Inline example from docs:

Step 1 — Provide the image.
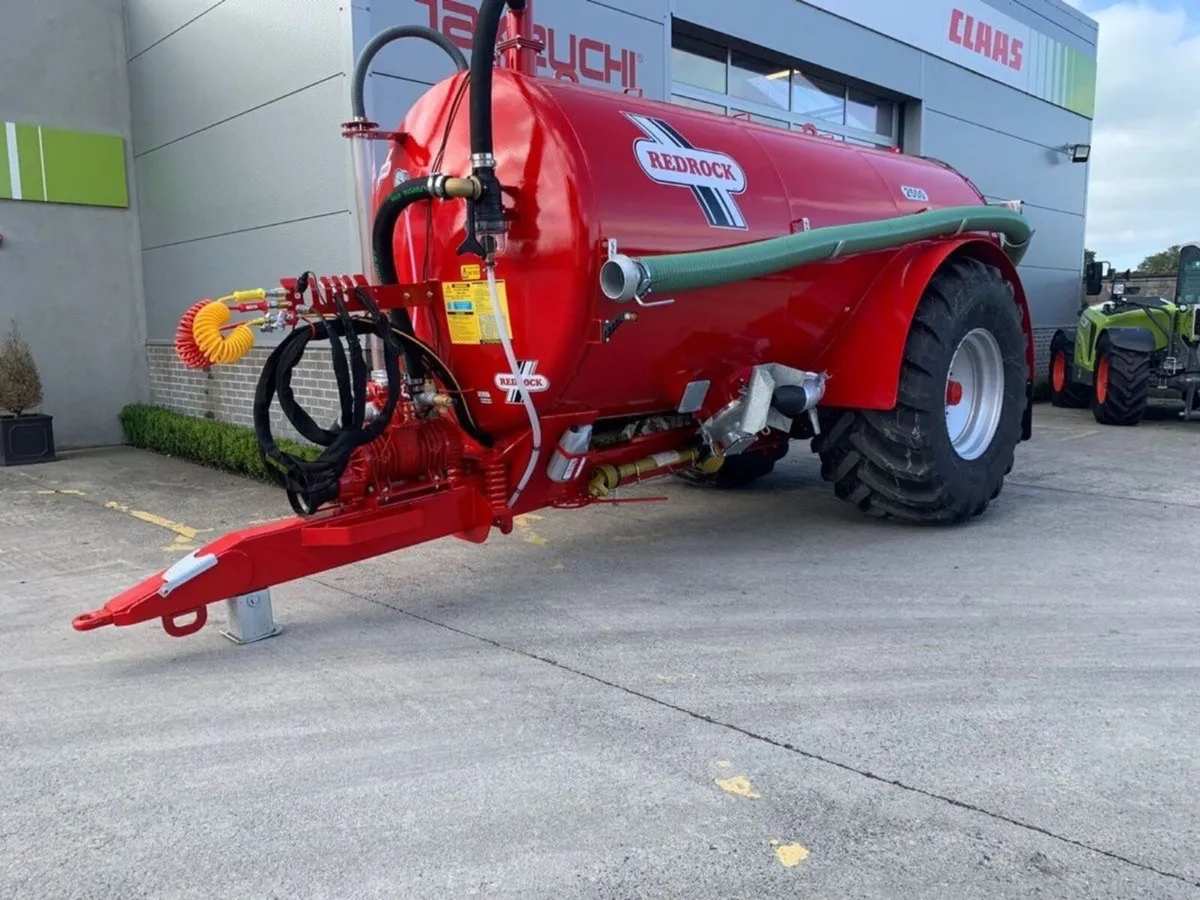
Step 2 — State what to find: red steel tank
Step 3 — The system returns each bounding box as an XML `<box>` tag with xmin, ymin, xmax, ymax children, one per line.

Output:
<box><xmin>380</xmin><ymin>68</ymin><xmax>1024</xmax><ymax>434</ymax></box>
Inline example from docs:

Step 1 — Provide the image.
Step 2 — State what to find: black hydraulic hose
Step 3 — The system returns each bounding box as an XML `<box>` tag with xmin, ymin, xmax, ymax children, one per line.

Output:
<box><xmin>371</xmin><ymin>181</ymin><xmax>495</xmax><ymax>448</ymax></box>
<box><xmin>373</xmin><ymin>177</ymin><xmax>437</xmax><ymax>381</ymax></box>
<box><xmin>469</xmin><ymin>0</ymin><xmax>526</xmax><ymax>158</ymax></box>
<box><xmin>351</xmin><ymin>25</ymin><xmax>468</xmax><ymax>122</ymax></box>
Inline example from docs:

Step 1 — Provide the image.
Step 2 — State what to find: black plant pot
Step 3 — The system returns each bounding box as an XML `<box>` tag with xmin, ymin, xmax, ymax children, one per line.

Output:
<box><xmin>1</xmin><ymin>413</ymin><xmax>57</xmax><ymax>466</ymax></box>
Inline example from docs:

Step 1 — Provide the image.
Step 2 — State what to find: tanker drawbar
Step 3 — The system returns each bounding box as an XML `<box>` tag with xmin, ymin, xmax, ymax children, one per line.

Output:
<box><xmin>73</xmin><ymin>0</ymin><xmax>1036</xmax><ymax>642</ymax></box>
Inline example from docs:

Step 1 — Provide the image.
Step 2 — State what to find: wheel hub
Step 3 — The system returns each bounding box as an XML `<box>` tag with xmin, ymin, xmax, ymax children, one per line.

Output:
<box><xmin>944</xmin><ymin>327</ymin><xmax>1005</xmax><ymax>461</ymax></box>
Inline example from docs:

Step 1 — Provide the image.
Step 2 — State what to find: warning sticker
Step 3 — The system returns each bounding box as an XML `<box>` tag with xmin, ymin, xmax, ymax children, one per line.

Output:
<box><xmin>460</xmin><ymin>264</ymin><xmax>482</xmax><ymax>281</ymax></box>
<box><xmin>442</xmin><ymin>279</ymin><xmax>511</xmax><ymax>345</ymax></box>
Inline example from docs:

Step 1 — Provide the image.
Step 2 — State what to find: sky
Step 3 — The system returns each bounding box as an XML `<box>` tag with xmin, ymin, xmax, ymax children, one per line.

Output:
<box><xmin>1062</xmin><ymin>0</ymin><xmax>1200</xmax><ymax>269</ymax></box>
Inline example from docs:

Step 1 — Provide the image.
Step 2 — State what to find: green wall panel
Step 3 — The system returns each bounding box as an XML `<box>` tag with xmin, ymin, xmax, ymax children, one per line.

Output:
<box><xmin>1</xmin><ymin>122</ymin><xmax>128</xmax><ymax>209</ymax></box>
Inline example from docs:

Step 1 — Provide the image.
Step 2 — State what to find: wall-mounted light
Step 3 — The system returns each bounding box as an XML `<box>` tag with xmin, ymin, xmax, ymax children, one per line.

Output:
<box><xmin>1065</xmin><ymin>143</ymin><xmax>1091</xmax><ymax>163</ymax></box>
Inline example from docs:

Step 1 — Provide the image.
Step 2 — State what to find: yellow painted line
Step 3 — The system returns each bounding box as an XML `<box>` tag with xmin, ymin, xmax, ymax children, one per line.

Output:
<box><xmin>770</xmin><ymin>841</ymin><xmax>810</xmax><ymax>867</ymax></box>
<box><xmin>36</xmin><ymin>488</ymin><xmax>85</xmax><ymax>495</ymax></box>
<box><xmin>105</xmin><ymin>501</ymin><xmax>200</xmax><ymax>540</ymax></box>
<box><xmin>105</xmin><ymin>501</ymin><xmax>210</xmax><ymax>551</ymax></box>
<box><xmin>715</xmin><ymin>774</ymin><xmax>760</xmax><ymax>799</ymax></box>
<box><xmin>513</xmin><ymin>513</ymin><xmax>548</xmax><ymax>546</ymax></box>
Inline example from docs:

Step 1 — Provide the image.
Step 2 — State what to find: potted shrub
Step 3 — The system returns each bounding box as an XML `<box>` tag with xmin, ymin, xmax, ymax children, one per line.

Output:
<box><xmin>0</xmin><ymin>319</ymin><xmax>56</xmax><ymax>465</ymax></box>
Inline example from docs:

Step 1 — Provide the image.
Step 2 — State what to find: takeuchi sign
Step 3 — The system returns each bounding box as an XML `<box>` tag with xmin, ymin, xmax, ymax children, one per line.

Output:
<box><xmin>797</xmin><ymin>0</ymin><xmax>1096</xmax><ymax>118</ymax></box>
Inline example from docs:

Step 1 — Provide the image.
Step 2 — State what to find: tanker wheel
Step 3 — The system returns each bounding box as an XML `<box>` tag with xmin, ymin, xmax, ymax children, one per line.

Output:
<box><xmin>1048</xmin><ymin>332</ymin><xmax>1089</xmax><ymax>408</ymax></box>
<box><xmin>812</xmin><ymin>256</ymin><xmax>1027</xmax><ymax>524</ymax></box>
<box><xmin>1090</xmin><ymin>335</ymin><xmax>1150</xmax><ymax>426</ymax></box>
<box><xmin>676</xmin><ymin>440</ymin><xmax>789</xmax><ymax>488</ymax></box>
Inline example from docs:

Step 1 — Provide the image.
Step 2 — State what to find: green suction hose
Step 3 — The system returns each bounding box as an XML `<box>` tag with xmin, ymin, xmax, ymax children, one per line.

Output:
<box><xmin>600</xmin><ymin>205</ymin><xmax>1033</xmax><ymax>302</ymax></box>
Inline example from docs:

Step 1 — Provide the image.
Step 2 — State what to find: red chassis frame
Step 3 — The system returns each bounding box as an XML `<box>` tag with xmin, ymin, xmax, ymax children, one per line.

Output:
<box><xmin>73</xmin><ymin>274</ymin><xmax>714</xmax><ymax>637</ymax></box>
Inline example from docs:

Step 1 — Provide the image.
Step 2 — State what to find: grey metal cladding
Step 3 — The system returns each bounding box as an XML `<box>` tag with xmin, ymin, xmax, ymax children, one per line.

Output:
<box><xmin>1010</xmin><ymin>204</ymin><xmax>1085</xmax><ymax>272</ymax></box>
<box><xmin>922</xmin><ymin>56</ymin><xmax>1094</xmax><ymax>145</ymax></box>
<box><xmin>1016</xmin><ymin>265</ymin><xmax>1087</xmax><ymax>329</ymax></box>
<box><xmin>136</xmin><ymin>77</ymin><xmax>352</xmax><ymax>250</ymax></box>
<box><xmin>124</xmin><ymin>0</ymin><xmax>220</xmax><ymax>58</ymax></box>
<box><xmin>143</xmin><ymin>213</ymin><xmax>357</xmax><ymax>340</ymax></box>
<box><xmin>584</xmin><ymin>0</ymin><xmax>670</xmax><ymax>23</ymax></box>
<box><xmin>922</xmin><ymin>110</ymin><xmax>1087</xmax><ymax>214</ymax></box>
<box><xmin>672</xmin><ymin>0</ymin><xmax>924</xmax><ymax>98</ymax></box>
<box><xmin>128</xmin><ymin>0</ymin><xmax>343</xmax><ymax>155</ymax></box>
<box><xmin>3</xmin><ymin>0</ymin><xmax>133</xmax><ymax>131</ymax></box>
<box><xmin>982</xmin><ymin>0</ymin><xmax>1099</xmax><ymax>49</ymax></box>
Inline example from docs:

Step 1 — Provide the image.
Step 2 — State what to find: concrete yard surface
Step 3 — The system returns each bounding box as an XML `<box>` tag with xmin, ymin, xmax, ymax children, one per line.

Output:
<box><xmin>2</xmin><ymin>404</ymin><xmax>1199</xmax><ymax>899</ymax></box>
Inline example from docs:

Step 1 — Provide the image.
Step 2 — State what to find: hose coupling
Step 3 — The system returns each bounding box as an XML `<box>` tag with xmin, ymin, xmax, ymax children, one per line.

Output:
<box><xmin>600</xmin><ymin>253</ymin><xmax>651</xmax><ymax>302</ymax></box>
<box><xmin>429</xmin><ymin>174</ymin><xmax>483</xmax><ymax>200</ymax></box>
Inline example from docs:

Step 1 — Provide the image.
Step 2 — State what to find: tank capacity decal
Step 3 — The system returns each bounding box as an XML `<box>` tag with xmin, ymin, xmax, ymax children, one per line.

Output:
<box><xmin>495</xmin><ymin>361</ymin><xmax>549</xmax><ymax>404</ymax></box>
<box><xmin>442</xmin><ymin>278</ymin><xmax>510</xmax><ymax>345</ymax></box>
<box><xmin>901</xmin><ymin>185</ymin><xmax>930</xmax><ymax>202</ymax></box>
<box><xmin>625</xmin><ymin>112</ymin><xmax>748</xmax><ymax>231</ymax></box>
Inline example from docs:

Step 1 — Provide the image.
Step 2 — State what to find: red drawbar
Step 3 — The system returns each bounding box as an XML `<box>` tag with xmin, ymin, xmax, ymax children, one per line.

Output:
<box><xmin>72</xmin><ymin>484</ymin><xmax>492</xmax><ymax>635</ymax></box>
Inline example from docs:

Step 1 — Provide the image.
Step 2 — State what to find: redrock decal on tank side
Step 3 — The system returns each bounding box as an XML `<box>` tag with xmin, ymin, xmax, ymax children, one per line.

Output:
<box><xmin>627</xmin><ymin>113</ymin><xmax>748</xmax><ymax>231</ymax></box>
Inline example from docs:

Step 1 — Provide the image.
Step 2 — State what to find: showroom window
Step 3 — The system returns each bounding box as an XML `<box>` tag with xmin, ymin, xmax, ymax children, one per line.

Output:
<box><xmin>670</xmin><ymin>31</ymin><xmax>902</xmax><ymax>149</ymax></box>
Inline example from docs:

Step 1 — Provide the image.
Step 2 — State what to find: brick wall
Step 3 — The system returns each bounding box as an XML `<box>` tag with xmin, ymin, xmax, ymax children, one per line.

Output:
<box><xmin>147</xmin><ymin>342</ymin><xmax>342</xmax><ymax>444</ymax></box>
<box><xmin>148</xmin><ymin>326</ymin><xmax>1066</xmax><ymax>437</ymax></box>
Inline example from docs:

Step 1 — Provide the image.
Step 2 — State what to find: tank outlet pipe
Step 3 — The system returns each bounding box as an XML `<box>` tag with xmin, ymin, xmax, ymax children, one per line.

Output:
<box><xmin>600</xmin><ymin>206</ymin><xmax>1034</xmax><ymax>302</ymax></box>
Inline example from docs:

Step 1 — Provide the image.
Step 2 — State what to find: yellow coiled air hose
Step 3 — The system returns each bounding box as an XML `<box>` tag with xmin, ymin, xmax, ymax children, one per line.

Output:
<box><xmin>192</xmin><ymin>300</ymin><xmax>256</xmax><ymax>366</ymax></box>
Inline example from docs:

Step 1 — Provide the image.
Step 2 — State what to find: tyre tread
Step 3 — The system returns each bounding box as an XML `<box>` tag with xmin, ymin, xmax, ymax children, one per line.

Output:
<box><xmin>811</xmin><ymin>255</ymin><xmax>1026</xmax><ymax>525</ymax></box>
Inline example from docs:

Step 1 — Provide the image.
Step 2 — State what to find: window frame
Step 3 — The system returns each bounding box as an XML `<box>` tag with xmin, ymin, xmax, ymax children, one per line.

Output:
<box><xmin>669</xmin><ymin>39</ymin><xmax>902</xmax><ymax>150</ymax></box>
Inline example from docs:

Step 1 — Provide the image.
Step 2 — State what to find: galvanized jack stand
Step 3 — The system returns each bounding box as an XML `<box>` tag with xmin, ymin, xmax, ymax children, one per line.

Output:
<box><xmin>220</xmin><ymin>589</ymin><xmax>282</xmax><ymax>645</ymax></box>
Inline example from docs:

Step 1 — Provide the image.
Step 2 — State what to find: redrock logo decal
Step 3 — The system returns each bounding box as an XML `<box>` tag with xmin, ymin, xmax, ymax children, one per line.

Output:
<box><xmin>626</xmin><ymin>113</ymin><xmax>747</xmax><ymax>230</ymax></box>
<box><xmin>414</xmin><ymin>0</ymin><xmax>639</xmax><ymax>90</ymax></box>
<box><xmin>949</xmin><ymin>7</ymin><xmax>1024</xmax><ymax>71</ymax></box>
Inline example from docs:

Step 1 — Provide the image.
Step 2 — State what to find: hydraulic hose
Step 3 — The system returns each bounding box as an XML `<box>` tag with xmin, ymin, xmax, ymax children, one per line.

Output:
<box><xmin>350</xmin><ymin>25</ymin><xmax>468</xmax><ymax>122</ymax></box>
<box><xmin>601</xmin><ymin>206</ymin><xmax>1034</xmax><ymax>302</ymax></box>
<box><xmin>372</xmin><ymin>177</ymin><xmax>437</xmax><ymax>382</ymax></box>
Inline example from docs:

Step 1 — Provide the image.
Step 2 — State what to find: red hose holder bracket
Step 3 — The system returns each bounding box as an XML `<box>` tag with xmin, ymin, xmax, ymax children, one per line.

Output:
<box><xmin>278</xmin><ymin>274</ymin><xmax>445</xmax><ymax>312</ymax></box>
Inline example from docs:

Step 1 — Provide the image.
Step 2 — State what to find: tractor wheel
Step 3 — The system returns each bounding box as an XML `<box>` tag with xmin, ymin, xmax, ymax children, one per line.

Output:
<box><xmin>1048</xmin><ymin>332</ymin><xmax>1089</xmax><ymax>408</ymax></box>
<box><xmin>677</xmin><ymin>441</ymin><xmax>788</xmax><ymax>488</ymax></box>
<box><xmin>1090</xmin><ymin>335</ymin><xmax>1150</xmax><ymax>426</ymax></box>
<box><xmin>811</xmin><ymin>256</ymin><xmax>1027</xmax><ymax>524</ymax></box>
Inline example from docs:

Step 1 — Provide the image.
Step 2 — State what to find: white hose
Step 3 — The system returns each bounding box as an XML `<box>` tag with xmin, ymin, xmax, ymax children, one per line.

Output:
<box><xmin>487</xmin><ymin>264</ymin><xmax>541</xmax><ymax>507</ymax></box>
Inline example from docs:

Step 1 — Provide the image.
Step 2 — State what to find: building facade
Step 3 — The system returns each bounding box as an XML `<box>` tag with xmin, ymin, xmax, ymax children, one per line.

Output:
<box><xmin>0</xmin><ymin>0</ymin><xmax>147</xmax><ymax>447</ymax></box>
<box><xmin>20</xmin><ymin>0</ymin><xmax>1100</xmax><ymax>445</ymax></box>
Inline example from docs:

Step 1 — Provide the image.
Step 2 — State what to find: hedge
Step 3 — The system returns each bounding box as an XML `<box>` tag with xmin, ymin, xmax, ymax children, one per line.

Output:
<box><xmin>119</xmin><ymin>404</ymin><xmax>320</xmax><ymax>482</ymax></box>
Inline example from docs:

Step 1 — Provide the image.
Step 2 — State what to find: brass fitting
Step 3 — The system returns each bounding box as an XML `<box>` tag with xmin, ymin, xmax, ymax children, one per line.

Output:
<box><xmin>442</xmin><ymin>176</ymin><xmax>482</xmax><ymax>200</ymax></box>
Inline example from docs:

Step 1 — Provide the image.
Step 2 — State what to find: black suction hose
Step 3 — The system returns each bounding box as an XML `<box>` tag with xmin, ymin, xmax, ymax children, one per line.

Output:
<box><xmin>372</xmin><ymin>177</ymin><xmax>437</xmax><ymax>381</ymax></box>
<box><xmin>469</xmin><ymin>0</ymin><xmax>525</xmax><ymax>158</ymax></box>
<box><xmin>351</xmin><ymin>25</ymin><xmax>468</xmax><ymax>121</ymax></box>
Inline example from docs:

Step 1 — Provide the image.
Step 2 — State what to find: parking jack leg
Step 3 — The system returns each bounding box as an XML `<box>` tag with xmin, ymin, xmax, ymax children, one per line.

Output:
<box><xmin>221</xmin><ymin>589</ymin><xmax>282</xmax><ymax>645</ymax></box>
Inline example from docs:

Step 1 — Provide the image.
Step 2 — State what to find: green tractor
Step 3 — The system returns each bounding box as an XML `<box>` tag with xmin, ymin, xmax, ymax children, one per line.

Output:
<box><xmin>1049</xmin><ymin>242</ymin><xmax>1200</xmax><ymax>425</ymax></box>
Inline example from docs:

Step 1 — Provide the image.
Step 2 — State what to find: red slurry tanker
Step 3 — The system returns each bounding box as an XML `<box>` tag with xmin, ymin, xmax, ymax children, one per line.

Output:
<box><xmin>74</xmin><ymin>0</ymin><xmax>1035</xmax><ymax>640</ymax></box>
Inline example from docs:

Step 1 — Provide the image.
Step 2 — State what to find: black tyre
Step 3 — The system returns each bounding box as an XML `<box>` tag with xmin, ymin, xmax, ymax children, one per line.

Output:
<box><xmin>677</xmin><ymin>441</ymin><xmax>788</xmax><ymax>488</ymax></box>
<box><xmin>812</xmin><ymin>256</ymin><xmax>1027</xmax><ymax>524</ymax></box>
<box><xmin>1048</xmin><ymin>331</ymin><xmax>1090</xmax><ymax>408</ymax></box>
<box><xmin>1090</xmin><ymin>335</ymin><xmax>1150</xmax><ymax>426</ymax></box>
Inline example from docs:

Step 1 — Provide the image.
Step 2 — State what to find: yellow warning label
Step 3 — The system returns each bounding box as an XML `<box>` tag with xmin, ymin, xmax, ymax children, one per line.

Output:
<box><xmin>442</xmin><ymin>279</ymin><xmax>511</xmax><ymax>345</ymax></box>
<box><xmin>460</xmin><ymin>263</ymin><xmax>482</xmax><ymax>281</ymax></box>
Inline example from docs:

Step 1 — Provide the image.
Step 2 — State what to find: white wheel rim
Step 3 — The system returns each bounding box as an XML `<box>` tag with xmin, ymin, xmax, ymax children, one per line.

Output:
<box><xmin>944</xmin><ymin>327</ymin><xmax>1005</xmax><ymax>461</ymax></box>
